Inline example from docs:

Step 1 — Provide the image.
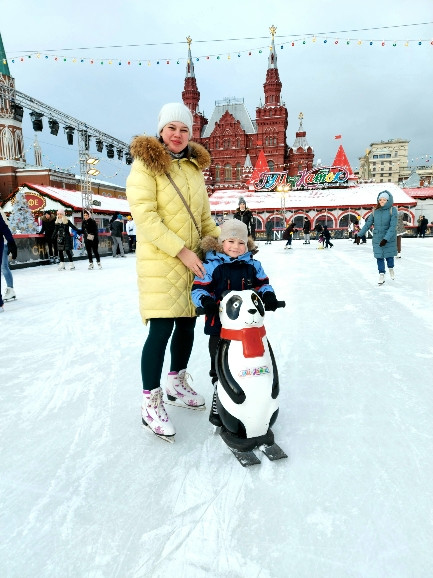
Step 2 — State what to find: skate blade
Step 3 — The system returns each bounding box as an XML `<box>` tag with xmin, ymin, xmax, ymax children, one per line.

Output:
<box><xmin>165</xmin><ymin>398</ymin><xmax>206</xmax><ymax>411</ymax></box>
<box><xmin>258</xmin><ymin>443</ymin><xmax>288</xmax><ymax>461</ymax></box>
<box><xmin>141</xmin><ymin>421</ymin><xmax>175</xmax><ymax>444</ymax></box>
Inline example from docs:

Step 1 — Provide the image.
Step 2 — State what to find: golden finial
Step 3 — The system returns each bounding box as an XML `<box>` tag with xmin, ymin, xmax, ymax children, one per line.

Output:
<box><xmin>298</xmin><ymin>112</ymin><xmax>304</xmax><ymax>121</ymax></box>
<box><xmin>186</xmin><ymin>36</ymin><xmax>192</xmax><ymax>46</ymax></box>
<box><xmin>269</xmin><ymin>25</ymin><xmax>277</xmax><ymax>39</ymax></box>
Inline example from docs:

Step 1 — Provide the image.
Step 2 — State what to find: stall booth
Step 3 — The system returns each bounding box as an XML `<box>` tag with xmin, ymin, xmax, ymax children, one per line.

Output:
<box><xmin>1</xmin><ymin>183</ymin><xmax>131</xmax><ymax>266</ymax></box>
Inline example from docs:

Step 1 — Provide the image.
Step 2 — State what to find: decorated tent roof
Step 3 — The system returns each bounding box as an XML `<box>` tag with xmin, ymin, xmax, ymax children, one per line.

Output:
<box><xmin>403</xmin><ymin>187</ymin><xmax>433</xmax><ymax>199</ymax></box>
<box><xmin>1</xmin><ymin>183</ymin><xmax>130</xmax><ymax>214</ymax></box>
<box><xmin>332</xmin><ymin>145</ymin><xmax>355</xmax><ymax>178</ymax></box>
<box><xmin>209</xmin><ymin>182</ymin><xmax>416</xmax><ymax>213</ymax></box>
<box><xmin>247</xmin><ymin>149</ymin><xmax>269</xmax><ymax>184</ymax></box>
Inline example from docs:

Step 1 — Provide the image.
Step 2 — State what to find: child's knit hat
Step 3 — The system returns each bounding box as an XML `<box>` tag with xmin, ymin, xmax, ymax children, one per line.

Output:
<box><xmin>218</xmin><ymin>219</ymin><xmax>248</xmax><ymax>246</ymax></box>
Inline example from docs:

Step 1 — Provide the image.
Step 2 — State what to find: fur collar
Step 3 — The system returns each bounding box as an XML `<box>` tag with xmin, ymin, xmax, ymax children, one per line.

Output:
<box><xmin>129</xmin><ymin>135</ymin><xmax>211</xmax><ymax>175</ymax></box>
<box><xmin>201</xmin><ymin>235</ymin><xmax>256</xmax><ymax>255</ymax></box>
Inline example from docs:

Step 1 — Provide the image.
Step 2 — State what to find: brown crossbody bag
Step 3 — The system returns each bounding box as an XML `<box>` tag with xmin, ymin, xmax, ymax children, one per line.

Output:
<box><xmin>165</xmin><ymin>173</ymin><xmax>202</xmax><ymax>239</ymax></box>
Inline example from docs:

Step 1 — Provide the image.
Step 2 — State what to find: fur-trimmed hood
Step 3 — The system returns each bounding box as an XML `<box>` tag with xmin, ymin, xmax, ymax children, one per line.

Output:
<box><xmin>129</xmin><ymin>135</ymin><xmax>211</xmax><ymax>175</ymax></box>
<box><xmin>201</xmin><ymin>235</ymin><xmax>256</xmax><ymax>255</ymax></box>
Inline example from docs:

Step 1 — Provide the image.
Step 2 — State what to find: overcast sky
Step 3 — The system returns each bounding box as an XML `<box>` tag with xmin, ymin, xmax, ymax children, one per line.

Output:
<box><xmin>2</xmin><ymin>0</ymin><xmax>432</xmax><ymax>187</ymax></box>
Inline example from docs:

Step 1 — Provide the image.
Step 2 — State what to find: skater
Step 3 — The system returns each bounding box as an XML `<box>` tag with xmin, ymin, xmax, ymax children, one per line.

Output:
<box><xmin>0</xmin><ymin>209</ymin><xmax>18</xmax><ymax>309</ymax></box>
<box><xmin>303</xmin><ymin>217</ymin><xmax>311</xmax><ymax>244</ymax></box>
<box><xmin>419</xmin><ymin>215</ymin><xmax>429</xmax><ymax>238</ymax></box>
<box><xmin>51</xmin><ymin>209</ymin><xmax>81</xmax><ymax>271</ymax></box>
<box><xmin>82</xmin><ymin>209</ymin><xmax>102</xmax><ymax>269</ymax></box>
<box><xmin>111</xmin><ymin>215</ymin><xmax>125</xmax><ymax>257</ymax></box>
<box><xmin>191</xmin><ymin>219</ymin><xmax>280</xmax><ymax>427</ymax></box>
<box><xmin>358</xmin><ymin>215</ymin><xmax>367</xmax><ymax>243</ymax></box>
<box><xmin>396</xmin><ymin>212</ymin><xmax>408</xmax><ymax>258</ymax></box>
<box><xmin>265</xmin><ymin>219</ymin><xmax>274</xmax><ymax>244</ymax></box>
<box><xmin>323</xmin><ymin>225</ymin><xmax>333</xmax><ymax>248</ymax></box>
<box><xmin>126</xmin><ymin>216</ymin><xmax>136</xmax><ymax>252</ymax></box>
<box><xmin>282</xmin><ymin>221</ymin><xmax>296</xmax><ymax>249</ymax></box>
<box><xmin>233</xmin><ymin>197</ymin><xmax>255</xmax><ymax>240</ymax></box>
<box><xmin>39</xmin><ymin>210</ymin><xmax>58</xmax><ymax>262</ymax></box>
<box><xmin>357</xmin><ymin>190</ymin><xmax>397</xmax><ymax>285</ymax></box>
<box><xmin>126</xmin><ymin>101</ymin><xmax>220</xmax><ymax>442</ymax></box>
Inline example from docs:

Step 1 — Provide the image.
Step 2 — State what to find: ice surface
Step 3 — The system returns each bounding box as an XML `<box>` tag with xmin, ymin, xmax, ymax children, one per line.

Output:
<box><xmin>1</xmin><ymin>238</ymin><xmax>433</xmax><ymax>578</ymax></box>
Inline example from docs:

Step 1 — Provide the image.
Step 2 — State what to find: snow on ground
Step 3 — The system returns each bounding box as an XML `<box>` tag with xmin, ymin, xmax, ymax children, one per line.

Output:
<box><xmin>1</xmin><ymin>238</ymin><xmax>433</xmax><ymax>578</ymax></box>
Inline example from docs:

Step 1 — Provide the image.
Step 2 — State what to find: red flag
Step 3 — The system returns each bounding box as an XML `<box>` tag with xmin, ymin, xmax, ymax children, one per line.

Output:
<box><xmin>334</xmin><ymin>135</ymin><xmax>342</xmax><ymax>140</ymax></box>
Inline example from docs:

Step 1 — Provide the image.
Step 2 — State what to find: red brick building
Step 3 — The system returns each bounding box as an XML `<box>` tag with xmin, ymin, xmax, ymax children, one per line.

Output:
<box><xmin>182</xmin><ymin>29</ymin><xmax>314</xmax><ymax>194</ymax></box>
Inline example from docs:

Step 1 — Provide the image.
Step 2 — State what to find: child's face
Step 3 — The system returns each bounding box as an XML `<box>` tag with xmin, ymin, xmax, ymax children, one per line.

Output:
<box><xmin>222</xmin><ymin>238</ymin><xmax>247</xmax><ymax>258</ymax></box>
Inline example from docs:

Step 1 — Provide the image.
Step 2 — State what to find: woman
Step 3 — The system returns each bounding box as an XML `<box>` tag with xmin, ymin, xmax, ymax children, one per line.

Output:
<box><xmin>126</xmin><ymin>102</ymin><xmax>220</xmax><ymax>442</ymax></box>
<box><xmin>82</xmin><ymin>209</ymin><xmax>102</xmax><ymax>269</ymax></box>
<box><xmin>0</xmin><ymin>210</ymin><xmax>17</xmax><ymax>311</ymax></box>
<box><xmin>233</xmin><ymin>197</ymin><xmax>255</xmax><ymax>240</ymax></box>
<box><xmin>357</xmin><ymin>190</ymin><xmax>397</xmax><ymax>285</ymax></box>
<box><xmin>52</xmin><ymin>209</ymin><xmax>81</xmax><ymax>271</ymax></box>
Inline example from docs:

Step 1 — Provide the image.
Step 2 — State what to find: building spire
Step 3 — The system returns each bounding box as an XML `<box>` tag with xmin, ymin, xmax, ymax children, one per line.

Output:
<box><xmin>268</xmin><ymin>25</ymin><xmax>278</xmax><ymax>69</ymax></box>
<box><xmin>185</xmin><ymin>35</ymin><xmax>195</xmax><ymax>79</ymax></box>
<box><xmin>0</xmin><ymin>32</ymin><xmax>11</xmax><ymax>76</ymax></box>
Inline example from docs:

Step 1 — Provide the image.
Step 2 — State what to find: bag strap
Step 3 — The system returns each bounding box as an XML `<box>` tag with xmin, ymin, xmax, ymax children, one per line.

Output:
<box><xmin>165</xmin><ymin>173</ymin><xmax>201</xmax><ymax>238</ymax></box>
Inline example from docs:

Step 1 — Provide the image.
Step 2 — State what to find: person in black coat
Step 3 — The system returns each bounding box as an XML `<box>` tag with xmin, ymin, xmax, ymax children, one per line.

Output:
<box><xmin>283</xmin><ymin>222</ymin><xmax>296</xmax><ymax>249</ymax></box>
<box><xmin>0</xmin><ymin>212</ymin><xmax>17</xmax><ymax>310</ymax></box>
<box><xmin>303</xmin><ymin>218</ymin><xmax>311</xmax><ymax>244</ymax></box>
<box><xmin>265</xmin><ymin>219</ymin><xmax>274</xmax><ymax>244</ymax></box>
<box><xmin>323</xmin><ymin>225</ymin><xmax>333</xmax><ymax>248</ymax></box>
<box><xmin>233</xmin><ymin>197</ymin><xmax>255</xmax><ymax>240</ymax></box>
<box><xmin>51</xmin><ymin>209</ymin><xmax>81</xmax><ymax>271</ymax></box>
<box><xmin>39</xmin><ymin>211</ymin><xmax>57</xmax><ymax>263</ymax></box>
<box><xmin>82</xmin><ymin>210</ymin><xmax>102</xmax><ymax>269</ymax></box>
<box><xmin>111</xmin><ymin>214</ymin><xmax>125</xmax><ymax>257</ymax></box>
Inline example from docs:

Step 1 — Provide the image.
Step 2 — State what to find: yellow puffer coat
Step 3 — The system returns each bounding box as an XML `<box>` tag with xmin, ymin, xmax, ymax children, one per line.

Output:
<box><xmin>126</xmin><ymin>136</ymin><xmax>219</xmax><ymax>324</ymax></box>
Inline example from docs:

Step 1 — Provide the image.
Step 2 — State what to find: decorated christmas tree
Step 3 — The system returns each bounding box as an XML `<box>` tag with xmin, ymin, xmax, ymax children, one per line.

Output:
<box><xmin>8</xmin><ymin>190</ymin><xmax>39</xmax><ymax>234</ymax></box>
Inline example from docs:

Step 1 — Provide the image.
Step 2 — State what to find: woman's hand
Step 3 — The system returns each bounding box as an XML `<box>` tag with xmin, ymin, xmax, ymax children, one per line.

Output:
<box><xmin>177</xmin><ymin>246</ymin><xmax>205</xmax><ymax>278</ymax></box>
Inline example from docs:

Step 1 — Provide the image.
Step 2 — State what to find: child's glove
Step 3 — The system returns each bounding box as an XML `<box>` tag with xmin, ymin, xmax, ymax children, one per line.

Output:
<box><xmin>379</xmin><ymin>239</ymin><xmax>387</xmax><ymax>247</ymax></box>
<box><xmin>201</xmin><ymin>296</ymin><xmax>219</xmax><ymax>317</ymax></box>
<box><xmin>262</xmin><ymin>292</ymin><xmax>279</xmax><ymax>311</ymax></box>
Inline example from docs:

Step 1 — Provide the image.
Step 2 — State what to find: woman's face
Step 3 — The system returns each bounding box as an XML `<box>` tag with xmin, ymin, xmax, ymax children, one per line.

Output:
<box><xmin>239</xmin><ymin>203</ymin><xmax>246</xmax><ymax>211</ymax></box>
<box><xmin>378</xmin><ymin>197</ymin><xmax>388</xmax><ymax>207</ymax></box>
<box><xmin>160</xmin><ymin>121</ymin><xmax>190</xmax><ymax>154</ymax></box>
<box><xmin>84</xmin><ymin>213</ymin><xmax>90</xmax><ymax>219</ymax></box>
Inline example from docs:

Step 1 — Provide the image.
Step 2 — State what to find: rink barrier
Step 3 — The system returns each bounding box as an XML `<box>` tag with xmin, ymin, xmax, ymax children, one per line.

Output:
<box><xmin>255</xmin><ymin>225</ymin><xmax>430</xmax><ymax>242</ymax></box>
<box><xmin>8</xmin><ymin>232</ymin><xmax>130</xmax><ymax>270</ymax></box>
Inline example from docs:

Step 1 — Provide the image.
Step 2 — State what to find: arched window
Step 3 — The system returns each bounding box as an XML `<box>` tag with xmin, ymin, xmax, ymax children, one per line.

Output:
<box><xmin>224</xmin><ymin>164</ymin><xmax>232</xmax><ymax>181</ymax></box>
<box><xmin>268</xmin><ymin>160</ymin><xmax>275</xmax><ymax>171</ymax></box>
<box><xmin>236</xmin><ymin>138</ymin><xmax>240</xmax><ymax>149</ymax></box>
<box><xmin>1</xmin><ymin>127</ymin><xmax>14</xmax><ymax>160</ymax></box>
<box><xmin>236</xmin><ymin>163</ymin><xmax>242</xmax><ymax>180</ymax></box>
<box><xmin>215</xmin><ymin>164</ymin><xmax>221</xmax><ymax>182</ymax></box>
<box><xmin>215</xmin><ymin>139</ymin><xmax>219</xmax><ymax>149</ymax></box>
<box><xmin>265</xmin><ymin>137</ymin><xmax>269</xmax><ymax>146</ymax></box>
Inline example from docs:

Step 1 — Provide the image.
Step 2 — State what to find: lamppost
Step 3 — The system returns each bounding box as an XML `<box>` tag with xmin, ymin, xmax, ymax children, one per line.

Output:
<box><xmin>276</xmin><ymin>184</ymin><xmax>291</xmax><ymax>226</ymax></box>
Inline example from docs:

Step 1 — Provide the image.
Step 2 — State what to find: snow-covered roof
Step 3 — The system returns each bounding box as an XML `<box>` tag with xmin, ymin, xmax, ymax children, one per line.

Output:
<box><xmin>403</xmin><ymin>187</ymin><xmax>433</xmax><ymax>199</ymax></box>
<box><xmin>2</xmin><ymin>183</ymin><xmax>130</xmax><ymax>214</ymax></box>
<box><xmin>209</xmin><ymin>182</ymin><xmax>417</xmax><ymax>212</ymax></box>
<box><xmin>202</xmin><ymin>101</ymin><xmax>256</xmax><ymax>138</ymax></box>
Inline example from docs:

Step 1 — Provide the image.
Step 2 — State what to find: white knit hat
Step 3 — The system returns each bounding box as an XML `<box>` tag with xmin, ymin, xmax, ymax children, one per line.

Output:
<box><xmin>157</xmin><ymin>103</ymin><xmax>193</xmax><ymax>137</ymax></box>
<box><xmin>219</xmin><ymin>219</ymin><xmax>249</xmax><ymax>246</ymax></box>
<box><xmin>378</xmin><ymin>191</ymin><xmax>390</xmax><ymax>200</ymax></box>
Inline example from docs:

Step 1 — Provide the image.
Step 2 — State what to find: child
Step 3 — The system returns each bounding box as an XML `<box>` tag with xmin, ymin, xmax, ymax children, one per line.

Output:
<box><xmin>191</xmin><ymin>219</ymin><xmax>280</xmax><ymax>425</ymax></box>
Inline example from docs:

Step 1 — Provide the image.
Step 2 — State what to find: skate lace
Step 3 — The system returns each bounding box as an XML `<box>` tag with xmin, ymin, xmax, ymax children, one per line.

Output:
<box><xmin>212</xmin><ymin>389</ymin><xmax>218</xmax><ymax>414</ymax></box>
<box><xmin>178</xmin><ymin>371</ymin><xmax>196</xmax><ymax>394</ymax></box>
<box><xmin>151</xmin><ymin>388</ymin><xmax>169</xmax><ymax>422</ymax></box>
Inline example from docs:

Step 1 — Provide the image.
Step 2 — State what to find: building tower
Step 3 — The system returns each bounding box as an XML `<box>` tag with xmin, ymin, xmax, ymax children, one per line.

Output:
<box><xmin>255</xmin><ymin>25</ymin><xmax>288</xmax><ymax>172</ymax></box>
<box><xmin>287</xmin><ymin>112</ymin><xmax>314</xmax><ymax>176</ymax></box>
<box><xmin>182</xmin><ymin>37</ymin><xmax>208</xmax><ymax>141</ymax></box>
<box><xmin>0</xmin><ymin>33</ymin><xmax>26</xmax><ymax>200</ymax></box>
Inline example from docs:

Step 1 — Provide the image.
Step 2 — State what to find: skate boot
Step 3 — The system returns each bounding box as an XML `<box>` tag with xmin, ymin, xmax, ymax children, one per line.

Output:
<box><xmin>378</xmin><ymin>273</ymin><xmax>385</xmax><ymax>285</ymax></box>
<box><xmin>3</xmin><ymin>287</ymin><xmax>16</xmax><ymax>301</ymax></box>
<box><xmin>69</xmin><ymin>263</ymin><xmax>75</xmax><ymax>270</ymax></box>
<box><xmin>209</xmin><ymin>385</ymin><xmax>222</xmax><ymax>427</ymax></box>
<box><xmin>166</xmin><ymin>370</ymin><xmax>206</xmax><ymax>410</ymax></box>
<box><xmin>58</xmin><ymin>262</ymin><xmax>65</xmax><ymax>271</ymax></box>
<box><xmin>142</xmin><ymin>387</ymin><xmax>175</xmax><ymax>442</ymax></box>
<box><xmin>397</xmin><ymin>253</ymin><xmax>401</xmax><ymax>259</ymax></box>
<box><xmin>97</xmin><ymin>262</ymin><xmax>102</xmax><ymax>269</ymax></box>
<box><xmin>389</xmin><ymin>268</ymin><xmax>395</xmax><ymax>280</ymax></box>
<box><xmin>88</xmin><ymin>263</ymin><xmax>94</xmax><ymax>270</ymax></box>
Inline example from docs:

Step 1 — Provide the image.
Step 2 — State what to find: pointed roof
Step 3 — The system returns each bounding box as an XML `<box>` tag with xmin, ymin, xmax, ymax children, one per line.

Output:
<box><xmin>185</xmin><ymin>36</ymin><xmax>195</xmax><ymax>79</ymax></box>
<box><xmin>0</xmin><ymin>32</ymin><xmax>11</xmax><ymax>76</ymax></box>
<box><xmin>268</xmin><ymin>25</ymin><xmax>278</xmax><ymax>69</ymax></box>
<box><xmin>247</xmin><ymin>149</ymin><xmax>269</xmax><ymax>184</ymax></box>
<box><xmin>202</xmin><ymin>98</ymin><xmax>256</xmax><ymax>138</ymax></box>
<box><xmin>291</xmin><ymin>113</ymin><xmax>312</xmax><ymax>151</ymax></box>
<box><xmin>333</xmin><ymin>145</ymin><xmax>355</xmax><ymax>177</ymax></box>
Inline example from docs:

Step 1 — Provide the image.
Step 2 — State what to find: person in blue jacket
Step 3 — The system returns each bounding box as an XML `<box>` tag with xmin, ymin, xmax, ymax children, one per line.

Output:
<box><xmin>191</xmin><ymin>219</ymin><xmax>279</xmax><ymax>425</ymax></box>
<box><xmin>357</xmin><ymin>190</ymin><xmax>397</xmax><ymax>285</ymax></box>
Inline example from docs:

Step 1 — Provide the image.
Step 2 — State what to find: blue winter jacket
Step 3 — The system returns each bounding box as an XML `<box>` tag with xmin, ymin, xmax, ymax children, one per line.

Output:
<box><xmin>191</xmin><ymin>247</ymin><xmax>274</xmax><ymax>336</ymax></box>
<box><xmin>358</xmin><ymin>191</ymin><xmax>397</xmax><ymax>258</ymax></box>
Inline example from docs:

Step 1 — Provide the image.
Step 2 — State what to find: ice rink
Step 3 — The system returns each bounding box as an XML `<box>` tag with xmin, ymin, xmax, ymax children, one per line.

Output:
<box><xmin>1</xmin><ymin>237</ymin><xmax>433</xmax><ymax>578</ymax></box>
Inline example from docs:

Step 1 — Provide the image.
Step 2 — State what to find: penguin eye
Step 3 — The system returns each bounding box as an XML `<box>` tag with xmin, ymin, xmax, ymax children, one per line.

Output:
<box><xmin>233</xmin><ymin>302</ymin><xmax>240</xmax><ymax>309</ymax></box>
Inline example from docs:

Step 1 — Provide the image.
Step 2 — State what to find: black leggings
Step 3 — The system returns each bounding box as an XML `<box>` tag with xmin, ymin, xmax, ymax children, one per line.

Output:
<box><xmin>141</xmin><ymin>317</ymin><xmax>197</xmax><ymax>390</ymax></box>
<box><xmin>85</xmin><ymin>239</ymin><xmax>100</xmax><ymax>263</ymax></box>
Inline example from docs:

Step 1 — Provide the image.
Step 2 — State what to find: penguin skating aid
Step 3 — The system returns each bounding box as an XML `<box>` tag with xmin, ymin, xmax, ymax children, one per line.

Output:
<box><xmin>213</xmin><ymin>290</ymin><xmax>288</xmax><ymax>466</ymax></box>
